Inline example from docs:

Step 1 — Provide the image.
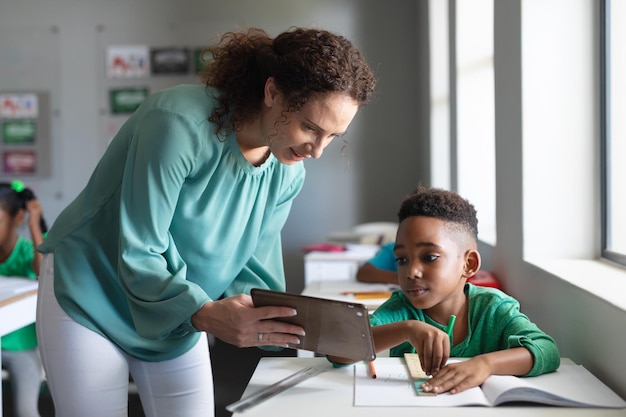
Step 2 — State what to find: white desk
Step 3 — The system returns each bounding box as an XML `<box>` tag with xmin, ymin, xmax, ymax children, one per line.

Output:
<box><xmin>232</xmin><ymin>357</ymin><xmax>626</xmax><ymax>417</ymax></box>
<box><xmin>0</xmin><ymin>278</ymin><xmax>38</xmax><ymax>417</ymax></box>
<box><xmin>303</xmin><ymin>244</ymin><xmax>380</xmax><ymax>284</ymax></box>
<box><xmin>301</xmin><ymin>279</ymin><xmax>395</xmax><ymax>310</ymax></box>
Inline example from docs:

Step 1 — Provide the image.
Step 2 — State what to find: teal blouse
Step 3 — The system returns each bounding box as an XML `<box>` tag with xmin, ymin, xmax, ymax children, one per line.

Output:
<box><xmin>369</xmin><ymin>284</ymin><xmax>560</xmax><ymax>377</ymax></box>
<box><xmin>39</xmin><ymin>84</ymin><xmax>306</xmax><ymax>361</ymax></box>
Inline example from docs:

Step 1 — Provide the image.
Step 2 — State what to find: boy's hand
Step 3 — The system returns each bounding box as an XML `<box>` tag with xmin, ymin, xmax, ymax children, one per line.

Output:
<box><xmin>421</xmin><ymin>356</ymin><xmax>490</xmax><ymax>394</ymax></box>
<box><xmin>405</xmin><ymin>320</ymin><xmax>451</xmax><ymax>376</ymax></box>
<box><xmin>420</xmin><ymin>347</ymin><xmax>534</xmax><ymax>394</ymax></box>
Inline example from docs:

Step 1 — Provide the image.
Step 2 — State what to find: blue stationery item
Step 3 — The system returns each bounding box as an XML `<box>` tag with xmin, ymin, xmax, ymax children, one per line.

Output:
<box><xmin>404</xmin><ymin>353</ymin><xmax>437</xmax><ymax>396</ymax></box>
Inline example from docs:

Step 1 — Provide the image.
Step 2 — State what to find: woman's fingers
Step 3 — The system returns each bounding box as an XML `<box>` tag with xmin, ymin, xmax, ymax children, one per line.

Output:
<box><xmin>192</xmin><ymin>295</ymin><xmax>305</xmax><ymax>348</ymax></box>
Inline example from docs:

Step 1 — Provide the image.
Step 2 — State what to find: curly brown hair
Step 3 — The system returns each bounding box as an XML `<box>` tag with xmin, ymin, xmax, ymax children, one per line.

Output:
<box><xmin>199</xmin><ymin>27</ymin><xmax>376</xmax><ymax>138</ymax></box>
<box><xmin>397</xmin><ymin>186</ymin><xmax>479</xmax><ymax>241</ymax></box>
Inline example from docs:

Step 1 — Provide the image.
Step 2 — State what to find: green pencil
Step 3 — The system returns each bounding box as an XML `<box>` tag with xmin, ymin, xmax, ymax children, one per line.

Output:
<box><xmin>446</xmin><ymin>315</ymin><xmax>456</xmax><ymax>342</ymax></box>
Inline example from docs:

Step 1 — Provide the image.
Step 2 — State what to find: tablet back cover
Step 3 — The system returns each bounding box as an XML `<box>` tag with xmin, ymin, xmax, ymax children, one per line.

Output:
<box><xmin>251</xmin><ymin>288</ymin><xmax>376</xmax><ymax>362</ymax></box>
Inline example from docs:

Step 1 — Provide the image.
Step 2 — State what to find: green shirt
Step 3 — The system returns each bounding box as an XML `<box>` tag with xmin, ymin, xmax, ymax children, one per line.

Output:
<box><xmin>370</xmin><ymin>283</ymin><xmax>560</xmax><ymax>376</ymax></box>
<box><xmin>1</xmin><ymin>237</ymin><xmax>37</xmax><ymax>351</ymax></box>
<box><xmin>39</xmin><ymin>84</ymin><xmax>306</xmax><ymax>361</ymax></box>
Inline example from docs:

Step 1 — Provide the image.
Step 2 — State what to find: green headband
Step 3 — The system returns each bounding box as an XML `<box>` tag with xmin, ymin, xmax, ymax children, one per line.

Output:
<box><xmin>11</xmin><ymin>180</ymin><xmax>25</xmax><ymax>193</ymax></box>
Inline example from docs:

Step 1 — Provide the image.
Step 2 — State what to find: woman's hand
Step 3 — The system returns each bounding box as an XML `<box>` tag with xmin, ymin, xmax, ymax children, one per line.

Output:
<box><xmin>190</xmin><ymin>294</ymin><xmax>305</xmax><ymax>347</ymax></box>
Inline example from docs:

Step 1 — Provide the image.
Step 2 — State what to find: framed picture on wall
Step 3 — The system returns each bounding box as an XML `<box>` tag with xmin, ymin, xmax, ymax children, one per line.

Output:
<box><xmin>109</xmin><ymin>87</ymin><xmax>149</xmax><ymax>114</ymax></box>
<box><xmin>193</xmin><ymin>48</ymin><xmax>210</xmax><ymax>73</ymax></box>
<box><xmin>2</xmin><ymin>150</ymin><xmax>37</xmax><ymax>174</ymax></box>
<box><xmin>106</xmin><ymin>45</ymin><xmax>150</xmax><ymax>78</ymax></box>
<box><xmin>2</xmin><ymin>120</ymin><xmax>37</xmax><ymax>144</ymax></box>
<box><xmin>150</xmin><ymin>47</ymin><xmax>190</xmax><ymax>75</ymax></box>
<box><xmin>0</xmin><ymin>94</ymin><xmax>38</xmax><ymax>119</ymax></box>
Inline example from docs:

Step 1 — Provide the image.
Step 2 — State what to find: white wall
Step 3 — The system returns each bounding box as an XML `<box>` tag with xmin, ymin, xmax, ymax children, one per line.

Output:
<box><xmin>490</xmin><ymin>0</ymin><xmax>626</xmax><ymax>399</ymax></box>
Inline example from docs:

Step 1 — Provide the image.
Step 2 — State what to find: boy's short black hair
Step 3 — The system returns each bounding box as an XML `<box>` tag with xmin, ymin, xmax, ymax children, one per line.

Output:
<box><xmin>397</xmin><ymin>186</ymin><xmax>478</xmax><ymax>240</ymax></box>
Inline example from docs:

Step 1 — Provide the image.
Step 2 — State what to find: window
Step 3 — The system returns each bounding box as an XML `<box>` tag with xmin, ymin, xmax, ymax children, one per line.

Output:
<box><xmin>521</xmin><ymin>0</ymin><xmax>595</xmax><ymax>261</ymax></box>
<box><xmin>429</xmin><ymin>0</ymin><xmax>451</xmax><ymax>190</ymax></box>
<box><xmin>455</xmin><ymin>0</ymin><xmax>496</xmax><ymax>245</ymax></box>
<box><xmin>602</xmin><ymin>0</ymin><xmax>626</xmax><ymax>266</ymax></box>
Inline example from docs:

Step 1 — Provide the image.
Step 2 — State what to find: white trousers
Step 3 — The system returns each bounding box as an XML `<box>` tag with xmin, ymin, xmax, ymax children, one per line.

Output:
<box><xmin>35</xmin><ymin>254</ymin><xmax>215</xmax><ymax>417</ymax></box>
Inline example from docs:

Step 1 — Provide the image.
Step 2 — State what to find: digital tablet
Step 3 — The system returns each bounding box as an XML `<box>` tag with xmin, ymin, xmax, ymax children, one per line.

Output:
<box><xmin>251</xmin><ymin>288</ymin><xmax>376</xmax><ymax>362</ymax></box>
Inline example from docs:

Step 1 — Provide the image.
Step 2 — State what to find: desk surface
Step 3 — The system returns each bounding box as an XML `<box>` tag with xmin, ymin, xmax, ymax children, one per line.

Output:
<box><xmin>0</xmin><ymin>289</ymin><xmax>37</xmax><ymax>307</ymax></box>
<box><xmin>0</xmin><ymin>277</ymin><xmax>38</xmax><ymax>417</ymax></box>
<box><xmin>303</xmin><ymin>244</ymin><xmax>380</xmax><ymax>261</ymax></box>
<box><xmin>302</xmin><ymin>280</ymin><xmax>396</xmax><ymax>311</ymax></box>
<box><xmin>232</xmin><ymin>357</ymin><xmax>626</xmax><ymax>417</ymax></box>
<box><xmin>0</xmin><ymin>276</ymin><xmax>37</xmax><ymax>305</ymax></box>
<box><xmin>0</xmin><ymin>277</ymin><xmax>38</xmax><ymax>336</ymax></box>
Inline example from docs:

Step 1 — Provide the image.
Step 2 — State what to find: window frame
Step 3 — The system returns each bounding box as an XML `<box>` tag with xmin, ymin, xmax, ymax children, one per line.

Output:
<box><xmin>601</xmin><ymin>0</ymin><xmax>626</xmax><ymax>267</ymax></box>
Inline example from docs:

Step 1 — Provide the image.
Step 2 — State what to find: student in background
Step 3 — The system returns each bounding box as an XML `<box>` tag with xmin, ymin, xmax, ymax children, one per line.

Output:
<box><xmin>357</xmin><ymin>236</ymin><xmax>500</xmax><ymax>288</ymax></box>
<box><xmin>0</xmin><ymin>181</ymin><xmax>47</xmax><ymax>417</ymax></box>
<box><xmin>330</xmin><ymin>186</ymin><xmax>559</xmax><ymax>394</ymax></box>
<box><xmin>36</xmin><ymin>27</ymin><xmax>376</xmax><ymax>416</ymax></box>
<box><xmin>356</xmin><ymin>241</ymin><xmax>397</xmax><ymax>284</ymax></box>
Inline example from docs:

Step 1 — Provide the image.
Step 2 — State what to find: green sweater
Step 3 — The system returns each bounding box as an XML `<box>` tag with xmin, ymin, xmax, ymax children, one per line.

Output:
<box><xmin>370</xmin><ymin>283</ymin><xmax>560</xmax><ymax>376</ymax></box>
<box><xmin>1</xmin><ymin>237</ymin><xmax>37</xmax><ymax>351</ymax></box>
<box><xmin>39</xmin><ymin>84</ymin><xmax>306</xmax><ymax>361</ymax></box>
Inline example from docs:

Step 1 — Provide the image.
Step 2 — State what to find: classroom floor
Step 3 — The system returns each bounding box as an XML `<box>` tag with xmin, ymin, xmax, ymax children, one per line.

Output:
<box><xmin>2</xmin><ymin>336</ymin><xmax>295</xmax><ymax>417</ymax></box>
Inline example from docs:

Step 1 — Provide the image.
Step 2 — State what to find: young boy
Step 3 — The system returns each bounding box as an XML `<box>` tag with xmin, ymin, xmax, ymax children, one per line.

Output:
<box><xmin>329</xmin><ymin>186</ymin><xmax>560</xmax><ymax>394</ymax></box>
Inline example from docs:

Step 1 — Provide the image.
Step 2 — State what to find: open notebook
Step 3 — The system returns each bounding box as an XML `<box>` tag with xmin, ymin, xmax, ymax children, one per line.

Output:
<box><xmin>354</xmin><ymin>358</ymin><xmax>626</xmax><ymax>408</ymax></box>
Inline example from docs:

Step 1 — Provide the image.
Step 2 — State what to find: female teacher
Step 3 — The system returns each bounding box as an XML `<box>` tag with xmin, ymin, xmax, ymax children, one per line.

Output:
<box><xmin>35</xmin><ymin>27</ymin><xmax>376</xmax><ymax>416</ymax></box>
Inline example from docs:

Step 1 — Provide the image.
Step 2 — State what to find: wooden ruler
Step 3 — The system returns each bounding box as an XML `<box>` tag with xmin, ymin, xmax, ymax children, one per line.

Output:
<box><xmin>404</xmin><ymin>353</ymin><xmax>437</xmax><ymax>396</ymax></box>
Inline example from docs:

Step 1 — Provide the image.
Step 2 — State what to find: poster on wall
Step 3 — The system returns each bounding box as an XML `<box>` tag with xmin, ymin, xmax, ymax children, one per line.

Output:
<box><xmin>109</xmin><ymin>87</ymin><xmax>149</xmax><ymax>114</ymax></box>
<box><xmin>150</xmin><ymin>47</ymin><xmax>190</xmax><ymax>75</ymax></box>
<box><xmin>0</xmin><ymin>94</ymin><xmax>38</xmax><ymax>118</ymax></box>
<box><xmin>106</xmin><ymin>45</ymin><xmax>150</xmax><ymax>78</ymax></box>
<box><xmin>2</xmin><ymin>150</ymin><xmax>37</xmax><ymax>174</ymax></box>
<box><xmin>194</xmin><ymin>48</ymin><xmax>210</xmax><ymax>73</ymax></box>
<box><xmin>0</xmin><ymin>91</ymin><xmax>50</xmax><ymax>177</ymax></box>
<box><xmin>2</xmin><ymin>120</ymin><xmax>36</xmax><ymax>144</ymax></box>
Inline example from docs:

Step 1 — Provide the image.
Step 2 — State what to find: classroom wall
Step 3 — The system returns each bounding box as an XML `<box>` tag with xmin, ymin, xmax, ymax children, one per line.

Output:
<box><xmin>3</xmin><ymin>0</ymin><xmax>624</xmax><ymax>402</ymax></box>
<box><xmin>0</xmin><ymin>0</ymin><xmax>429</xmax><ymax>293</ymax></box>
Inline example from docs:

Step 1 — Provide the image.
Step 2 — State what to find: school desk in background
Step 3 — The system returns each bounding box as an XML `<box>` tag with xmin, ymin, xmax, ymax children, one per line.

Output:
<box><xmin>303</xmin><ymin>243</ymin><xmax>380</xmax><ymax>285</ymax></box>
<box><xmin>0</xmin><ymin>276</ymin><xmax>39</xmax><ymax>416</ymax></box>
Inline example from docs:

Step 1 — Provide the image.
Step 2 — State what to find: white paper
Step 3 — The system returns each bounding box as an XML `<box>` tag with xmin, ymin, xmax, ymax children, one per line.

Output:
<box><xmin>353</xmin><ymin>362</ymin><xmax>489</xmax><ymax>407</ymax></box>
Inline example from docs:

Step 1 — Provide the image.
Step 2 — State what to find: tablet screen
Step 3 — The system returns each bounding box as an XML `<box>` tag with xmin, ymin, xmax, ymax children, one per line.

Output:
<box><xmin>251</xmin><ymin>288</ymin><xmax>376</xmax><ymax>362</ymax></box>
